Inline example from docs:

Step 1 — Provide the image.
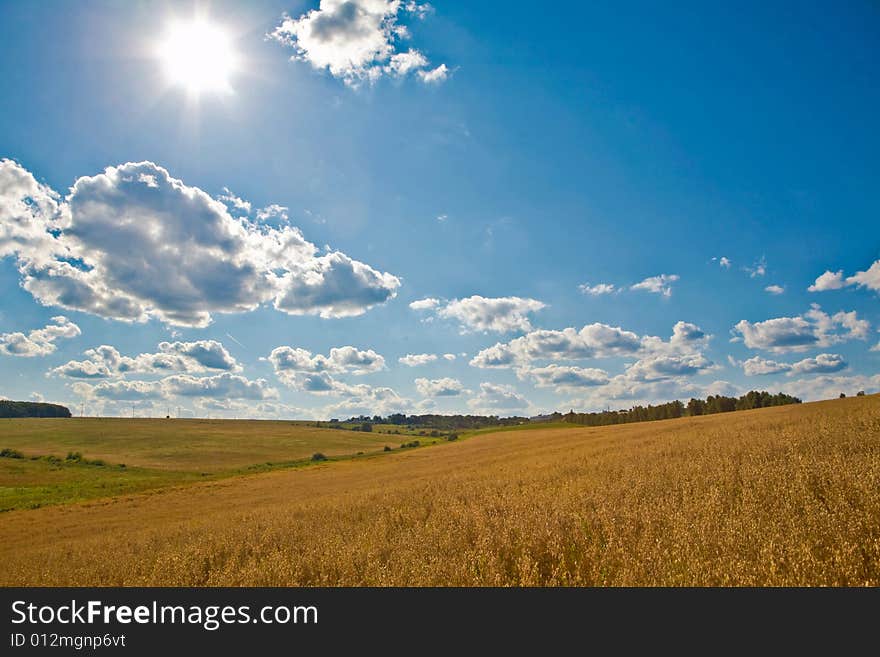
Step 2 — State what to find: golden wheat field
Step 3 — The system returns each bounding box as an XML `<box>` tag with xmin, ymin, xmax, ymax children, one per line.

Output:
<box><xmin>1</xmin><ymin>395</ymin><xmax>878</xmax><ymax>586</ymax></box>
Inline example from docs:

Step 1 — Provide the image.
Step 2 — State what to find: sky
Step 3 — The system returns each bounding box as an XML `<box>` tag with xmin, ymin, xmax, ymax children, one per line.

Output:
<box><xmin>0</xmin><ymin>0</ymin><xmax>878</xmax><ymax>420</ymax></box>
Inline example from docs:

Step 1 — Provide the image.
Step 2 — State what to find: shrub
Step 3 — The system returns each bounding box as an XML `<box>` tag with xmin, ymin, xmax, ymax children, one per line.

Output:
<box><xmin>0</xmin><ymin>448</ymin><xmax>24</xmax><ymax>459</ymax></box>
<box><xmin>384</xmin><ymin>446</ymin><xmax>392</xmax><ymax>452</ymax></box>
<box><xmin>857</xmin><ymin>391</ymin><xmax>866</xmax><ymax>397</ymax></box>
<box><xmin>311</xmin><ymin>453</ymin><xmax>328</xmax><ymax>462</ymax></box>
<box><xmin>447</xmin><ymin>433</ymin><xmax>459</xmax><ymax>442</ymax></box>
<box><xmin>361</xmin><ymin>423</ymin><xmax>373</xmax><ymax>433</ymax></box>
<box><xmin>430</xmin><ymin>430</ymin><xmax>440</xmax><ymax>437</ymax></box>
<box><xmin>66</xmin><ymin>451</ymin><xmax>83</xmax><ymax>462</ymax></box>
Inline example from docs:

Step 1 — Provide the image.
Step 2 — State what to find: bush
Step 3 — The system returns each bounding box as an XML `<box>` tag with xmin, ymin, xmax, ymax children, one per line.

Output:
<box><xmin>857</xmin><ymin>391</ymin><xmax>866</xmax><ymax>397</ymax></box>
<box><xmin>361</xmin><ymin>423</ymin><xmax>373</xmax><ymax>432</ymax></box>
<box><xmin>430</xmin><ymin>430</ymin><xmax>441</xmax><ymax>437</ymax></box>
<box><xmin>311</xmin><ymin>453</ymin><xmax>328</xmax><ymax>462</ymax></box>
<box><xmin>447</xmin><ymin>433</ymin><xmax>459</xmax><ymax>442</ymax></box>
<box><xmin>840</xmin><ymin>393</ymin><xmax>847</xmax><ymax>398</ymax></box>
<box><xmin>66</xmin><ymin>451</ymin><xmax>83</xmax><ymax>462</ymax></box>
<box><xmin>0</xmin><ymin>448</ymin><xmax>24</xmax><ymax>459</ymax></box>
<box><xmin>384</xmin><ymin>446</ymin><xmax>392</xmax><ymax>452</ymax></box>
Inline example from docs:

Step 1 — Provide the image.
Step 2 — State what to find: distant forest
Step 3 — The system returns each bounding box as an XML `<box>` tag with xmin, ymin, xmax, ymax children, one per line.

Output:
<box><xmin>561</xmin><ymin>391</ymin><xmax>802</xmax><ymax>427</ymax></box>
<box><xmin>342</xmin><ymin>390</ymin><xmax>803</xmax><ymax>431</ymax></box>
<box><xmin>0</xmin><ymin>400</ymin><xmax>72</xmax><ymax>418</ymax></box>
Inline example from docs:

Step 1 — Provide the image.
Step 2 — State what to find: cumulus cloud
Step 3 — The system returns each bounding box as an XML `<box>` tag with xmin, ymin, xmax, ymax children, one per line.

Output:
<box><xmin>630</xmin><ymin>274</ymin><xmax>679</xmax><ymax>297</ymax></box>
<box><xmin>399</xmin><ymin>353</ymin><xmax>437</xmax><ymax>366</ymax></box>
<box><xmin>74</xmin><ymin>372</ymin><xmax>278</xmax><ymax>402</ymax></box>
<box><xmin>470</xmin><ymin>320</ymin><xmax>707</xmax><ymax>369</ymax></box>
<box><xmin>578</xmin><ymin>282</ymin><xmax>616</xmax><ymax>296</ymax></box>
<box><xmin>269</xmin><ymin>1</ymin><xmax>446</xmax><ymax>86</ymax></box>
<box><xmin>625</xmin><ymin>353</ymin><xmax>716</xmax><ymax>382</ymax></box>
<box><xmin>809</xmin><ymin>260</ymin><xmax>880</xmax><ymax>294</ymax></box>
<box><xmin>467</xmin><ymin>382</ymin><xmax>529</xmax><ymax>413</ymax></box>
<box><xmin>783</xmin><ymin>374</ymin><xmax>880</xmax><ymax>402</ymax></box>
<box><xmin>409</xmin><ymin>297</ymin><xmax>440</xmax><ymax>311</ymax></box>
<box><xmin>0</xmin><ymin>159</ymin><xmax>400</xmax><ymax>327</ymax></box>
<box><xmin>520</xmin><ymin>364</ymin><xmax>610</xmax><ymax>389</ymax></box>
<box><xmin>764</xmin><ymin>284</ymin><xmax>785</xmax><ymax>295</ymax></box>
<box><xmin>414</xmin><ymin>377</ymin><xmax>464</xmax><ymax>397</ymax></box>
<box><xmin>51</xmin><ymin>340</ymin><xmax>242</xmax><ymax>379</ymax></box>
<box><xmin>268</xmin><ymin>345</ymin><xmax>385</xmax><ymax>388</ymax></box>
<box><xmin>808</xmin><ymin>270</ymin><xmax>846</xmax><ymax>292</ymax></box>
<box><xmin>442</xmin><ymin>353</ymin><xmax>456</xmax><ymax>361</ymax></box>
<box><xmin>0</xmin><ymin>316</ymin><xmax>80</xmax><ymax>357</ymax></box>
<box><xmin>413</xmin><ymin>295</ymin><xmax>546</xmax><ymax>333</ymax></box>
<box><xmin>739</xmin><ymin>353</ymin><xmax>848</xmax><ymax>377</ymax></box>
<box><xmin>733</xmin><ymin>304</ymin><xmax>870</xmax><ymax>353</ymax></box>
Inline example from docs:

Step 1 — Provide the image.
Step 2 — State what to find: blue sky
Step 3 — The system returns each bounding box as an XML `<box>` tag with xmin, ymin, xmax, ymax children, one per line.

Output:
<box><xmin>1</xmin><ymin>0</ymin><xmax>878</xmax><ymax>418</ymax></box>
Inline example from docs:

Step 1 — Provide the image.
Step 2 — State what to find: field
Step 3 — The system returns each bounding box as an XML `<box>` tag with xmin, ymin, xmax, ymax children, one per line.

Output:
<box><xmin>0</xmin><ymin>418</ymin><xmax>404</xmax><ymax>510</ymax></box>
<box><xmin>1</xmin><ymin>396</ymin><xmax>878</xmax><ymax>586</ymax></box>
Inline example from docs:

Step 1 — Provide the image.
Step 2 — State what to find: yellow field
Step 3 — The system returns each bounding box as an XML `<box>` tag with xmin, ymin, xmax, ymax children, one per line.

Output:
<box><xmin>1</xmin><ymin>396</ymin><xmax>878</xmax><ymax>586</ymax></box>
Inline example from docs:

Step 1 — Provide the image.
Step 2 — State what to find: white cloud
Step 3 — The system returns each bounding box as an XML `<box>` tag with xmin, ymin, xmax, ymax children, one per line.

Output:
<box><xmin>733</xmin><ymin>305</ymin><xmax>870</xmax><ymax>353</ymax></box>
<box><xmin>783</xmin><ymin>374</ymin><xmax>880</xmax><ymax>402</ymax></box>
<box><xmin>625</xmin><ymin>353</ymin><xmax>716</xmax><ymax>382</ymax></box>
<box><xmin>415</xmin><ymin>295</ymin><xmax>546</xmax><ymax>333</ymax></box>
<box><xmin>0</xmin><ymin>160</ymin><xmax>400</xmax><ymax>326</ymax></box>
<box><xmin>745</xmin><ymin>257</ymin><xmax>767</xmax><ymax>278</ymax></box>
<box><xmin>520</xmin><ymin>364</ymin><xmax>610</xmax><ymax>389</ymax></box>
<box><xmin>467</xmin><ymin>382</ymin><xmax>529</xmax><ymax>413</ymax></box>
<box><xmin>808</xmin><ymin>261</ymin><xmax>880</xmax><ymax>294</ymax></box>
<box><xmin>399</xmin><ymin>353</ymin><xmax>437</xmax><ymax>366</ymax></box>
<box><xmin>764</xmin><ymin>284</ymin><xmax>785</xmax><ymax>295</ymax></box>
<box><xmin>409</xmin><ymin>297</ymin><xmax>440</xmax><ymax>311</ymax></box>
<box><xmin>50</xmin><ymin>340</ymin><xmax>241</xmax><ymax>379</ymax></box>
<box><xmin>0</xmin><ymin>316</ymin><xmax>80</xmax><ymax>357</ymax></box>
<box><xmin>740</xmin><ymin>356</ymin><xmax>791</xmax><ymax>376</ymax></box>
<box><xmin>740</xmin><ymin>353</ymin><xmax>848</xmax><ymax>377</ymax></box>
<box><xmin>73</xmin><ymin>372</ymin><xmax>278</xmax><ymax>402</ymax></box>
<box><xmin>808</xmin><ymin>270</ymin><xmax>846</xmax><ymax>292</ymax></box>
<box><xmin>269</xmin><ymin>1</ymin><xmax>447</xmax><ymax>87</ymax></box>
<box><xmin>470</xmin><ymin>320</ymin><xmax>706</xmax><ymax>369</ymax></box>
<box><xmin>631</xmin><ymin>274</ymin><xmax>679</xmax><ymax>297</ymax></box>
<box><xmin>578</xmin><ymin>282</ymin><xmax>616</xmax><ymax>296</ymax></box>
<box><xmin>268</xmin><ymin>345</ymin><xmax>385</xmax><ymax>387</ymax></box>
<box><xmin>442</xmin><ymin>353</ymin><xmax>456</xmax><ymax>361</ymax></box>
<box><xmin>719</xmin><ymin>257</ymin><xmax>731</xmax><ymax>269</ymax></box>
<box><xmin>414</xmin><ymin>377</ymin><xmax>464</xmax><ymax>397</ymax></box>
<box><xmin>217</xmin><ymin>187</ymin><xmax>251</xmax><ymax>215</ymax></box>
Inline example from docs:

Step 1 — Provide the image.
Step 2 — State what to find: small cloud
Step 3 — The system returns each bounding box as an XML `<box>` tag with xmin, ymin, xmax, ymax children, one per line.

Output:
<box><xmin>745</xmin><ymin>256</ymin><xmax>767</xmax><ymax>278</ymax></box>
<box><xmin>578</xmin><ymin>282</ymin><xmax>616</xmax><ymax>296</ymax></box>
<box><xmin>631</xmin><ymin>274</ymin><xmax>679</xmax><ymax>298</ymax></box>
<box><xmin>808</xmin><ymin>270</ymin><xmax>846</xmax><ymax>292</ymax></box>
<box><xmin>764</xmin><ymin>284</ymin><xmax>785</xmax><ymax>295</ymax></box>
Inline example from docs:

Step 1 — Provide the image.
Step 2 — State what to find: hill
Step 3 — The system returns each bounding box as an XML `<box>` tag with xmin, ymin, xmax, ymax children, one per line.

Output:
<box><xmin>0</xmin><ymin>394</ymin><xmax>877</xmax><ymax>586</ymax></box>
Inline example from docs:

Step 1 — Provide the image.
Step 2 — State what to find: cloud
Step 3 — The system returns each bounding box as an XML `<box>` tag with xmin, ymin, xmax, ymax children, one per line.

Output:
<box><xmin>470</xmin><ymin>320</ymin><xmax>705</xmax><ymax>369</ymax></box>
<box><xmin>578</xmin><ymin>282</ymin><xmax>616</xmax><ymax>296</ymax></box>
<box><xmin>399</xmin><ymin>353</ymin><xmax>437</xmax><ymax>366</ymax></box>
<box><xmin>414</xmin><ymin>377</ymin><xmax>464</xmax><ymax>397</ymax></box>
<box><xmin>733</xmin><ymin>305</ymin><xmax>870</xmax><ymax>353</ymax></box>
<box><xmin>269</xmin><ymin>1</ymin><xmax>446</xmax><ymax>87</ymax></box>
<box><xmin>319</xmin><ymin>384</ymin><xmax>412</xmax><ymax>418</ymax></box>
<box><xmin>745</xmin><ymin>257</ymin><xmax>767</xmax><ymax>278</ymax></box>
<box><xmin>467</xmin><ymin>382</ymin><xmax>529</xmax><ymax>413</ymax></box>
<box><xmin>0</xmin><ymin>160</ymin><xmax>400</xmax><ymax>327</ymax></box>
<box><xmin>520</xmin><ymin>364</ymin><xmax>610</xmax><ymax>389</ymax></box>
<box><xmin>625</xmin><ymin>353</ymin><xmax>716</xmax><ymax>382</ymax></box>
<box><xmin>808</xmin><ymin>270</ymin><xmax>846</xmax><ymax>292</ymax></box>
<box><xmin>414</xmin><ymin>295</ymin><xmax>546</xmax><ymax>333</ymax></box>
<box><xmin>0</xmin><ymin>316</ymin><xmax>80</xmax><ymax>357</ymax></box>
<box><xmin>409</xmin><ymin>297</ymin><xmax>440</xmax><ymax>311</ymax></box>
<box><xmin>809</xmin><ymin>260</ymin><xmax>880</xmax><ymax>294</ymax></box>
<box><xmin>50</xmin><ymin>340</ymin><xmax>241</xmax><ymax>379</ymax></box>
<box><xmin>442</xmin><ymin>353</ymin><xmax>456</xmax><ymax>361</ymax></box>
<box><xmin>738</xmin><ymin>353</ymin><xmax>848</xmax><ymax>377</ymax></box>
<box><xmin>217</xmin><ymin>187</ymin><xmax>251</xmax><ymax>215</ymax></box>
<box><xmin>783</xmin><ymin>374</ymin><xmax>880</xmax><ymax>402</ymax></box>
<box><xmin>718</xmin><ymin>257</ymin><xmax>731</xmax><ymax>269</ymax></box>
<box><xmin>764</xmin><ymin>284</ymin><xmax>785</xmax><ymax>295</ymax></box>
<box><xmin>73</xmin><ymin>372</ymin><xmax>278</xmax><ymax>401</ymax></box>
<box><xmin>630</xmin><ymin>274</ymin><xmax>679</xmax><ymax>297</ymax></box>
<box><xmin>268</xmin><ymin>345</ymin><xmax>386</xmax><ymax>386</ymax></box>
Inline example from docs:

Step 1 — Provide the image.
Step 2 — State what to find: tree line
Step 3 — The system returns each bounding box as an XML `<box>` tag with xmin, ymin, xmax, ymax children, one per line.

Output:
<box><xmin>0</xmin><ymin>400</ymin><xmax>72</xmax><ymax>418</ymax></box>
<box><xmin>562</xmin><ymin>390</ymin><xmax>801</xmax><ymax>427</ymax></box>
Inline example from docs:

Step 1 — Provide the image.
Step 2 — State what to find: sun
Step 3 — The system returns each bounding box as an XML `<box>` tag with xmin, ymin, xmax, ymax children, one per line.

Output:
<box><xmin>157</xmin><ymin>19</ymin><xmax>238</xmax><ymax>94</ymax></box>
